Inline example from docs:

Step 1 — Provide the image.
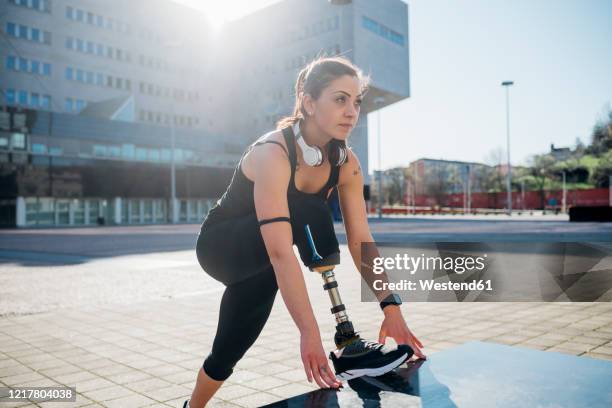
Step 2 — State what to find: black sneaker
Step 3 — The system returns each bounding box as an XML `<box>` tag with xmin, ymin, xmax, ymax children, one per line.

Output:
<box><xmin>329</xmin><ymin>336</ymin><xmax>413</xmax><ymax>381</ymax></box>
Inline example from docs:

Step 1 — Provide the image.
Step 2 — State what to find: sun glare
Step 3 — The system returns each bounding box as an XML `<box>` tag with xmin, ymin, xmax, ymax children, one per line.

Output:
<box><xmin>174</xmin><ymin>0</ymin><xmax>283</xmax><ymax>32</ymax></box>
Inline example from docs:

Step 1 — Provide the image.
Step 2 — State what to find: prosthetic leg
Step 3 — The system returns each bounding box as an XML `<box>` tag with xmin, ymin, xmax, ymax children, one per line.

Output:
<box><xmin>303</xmin><ymin>225</ymin><xmax>360</xmax><ymax>348</ymax></box>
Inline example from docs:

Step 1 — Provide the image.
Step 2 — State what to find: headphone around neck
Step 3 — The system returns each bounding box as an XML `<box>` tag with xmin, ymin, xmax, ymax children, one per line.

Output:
<box><xmin>291</xmin><ymin>121</ymin><xmax>348</xmax><ymax>167</ymax></box>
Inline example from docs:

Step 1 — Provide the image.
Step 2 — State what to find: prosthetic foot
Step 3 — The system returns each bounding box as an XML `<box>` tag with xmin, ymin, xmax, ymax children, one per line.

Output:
<box><xmin>303</xmin><ymin>225</ymin><xmax>414</xmax><ymax>381</ymax></box>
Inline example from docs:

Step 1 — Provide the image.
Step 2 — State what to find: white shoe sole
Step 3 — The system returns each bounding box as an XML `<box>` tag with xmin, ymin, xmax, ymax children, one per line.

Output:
<box><xmin>335</xmin><ymin>353</ymin><xmax>407</xmax><ymax>381</ymax></box>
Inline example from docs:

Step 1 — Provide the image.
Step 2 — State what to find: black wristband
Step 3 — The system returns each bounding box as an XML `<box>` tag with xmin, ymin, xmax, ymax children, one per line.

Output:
<box><xmin>379</xmin><ymin>293</ymin><xmax>402</xmax><ymax>310</ymax></box>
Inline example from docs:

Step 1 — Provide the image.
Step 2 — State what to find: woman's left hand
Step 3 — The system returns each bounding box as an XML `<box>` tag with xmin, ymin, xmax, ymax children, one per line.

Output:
<box><xmin>378</xmin><ymin>306</ymin><xmax>426</xmax><ymax>360</ymax></box>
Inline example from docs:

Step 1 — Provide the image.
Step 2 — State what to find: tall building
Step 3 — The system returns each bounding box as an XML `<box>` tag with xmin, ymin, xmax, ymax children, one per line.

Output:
<box><xmin>0</xmin><ymin>0</ymin><xmax>410</xmax><ymax>227</ymax></box>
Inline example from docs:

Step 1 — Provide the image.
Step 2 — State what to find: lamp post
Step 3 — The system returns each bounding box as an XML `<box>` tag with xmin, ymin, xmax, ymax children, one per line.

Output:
<box><xmin>163</xmin><ymin>40</ymin><xmax>183</xmax><ymax>224</ymax></box>
<box><xmin>521</xmin><ymin>179</ymin><xmax>525</xmax><ymax>211</ymax></box>
<box><xmin>170</xmin><ymin>110</ymin><xmax>177</xmax><ymax>223</ymax></box>
<box><xmin>562</xmin><ymin>170</ymin><xmax>566</xmax><ymax>214</ymax></box>
<box><xmin>374</xmin><ymin>97</ymin><xmax>385</xmax><ymax>219</ymax></box>
<box><xmin>501</xmin><ymin>81</ymin><xmax>514</xmax><ymax>216</ymax></box>
<box><xmin>469</xmin><ymin>165</ymin><xmax>473</xmax><ymax>214</ymax></box>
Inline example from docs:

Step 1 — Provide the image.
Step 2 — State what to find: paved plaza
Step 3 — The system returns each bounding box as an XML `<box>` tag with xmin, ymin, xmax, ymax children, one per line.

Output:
<box><xmin>1</xmin><ymin>217</ymin><xmax>611</xmax><ymax>407</ymax></box>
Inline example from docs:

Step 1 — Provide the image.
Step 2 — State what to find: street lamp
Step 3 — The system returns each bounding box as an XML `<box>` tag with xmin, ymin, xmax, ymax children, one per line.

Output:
<box><xmin>561</xmin><ymin>170</ymin><xmax>567</xmax><ymax>214</ymax></box>
<box><xmin>501</xmin><ymin>80</ymin><xmax>514</xmax><ymax>216</ymax></box>
<box><xmin>374</xmin><ymin>96</ymin><xmax>385</xmax><ymax>218</ymax></box>
<box><xmin>163</xmin><ymin>40</ymin><xmax>184</xmax><ymax>224</ymax></box>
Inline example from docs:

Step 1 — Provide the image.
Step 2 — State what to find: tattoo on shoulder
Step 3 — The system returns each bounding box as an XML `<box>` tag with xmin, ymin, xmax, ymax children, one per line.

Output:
<box><xmin>352</xmin><ymin>166</ymin><xmax>361</xmax><ymax>176</ymax></box>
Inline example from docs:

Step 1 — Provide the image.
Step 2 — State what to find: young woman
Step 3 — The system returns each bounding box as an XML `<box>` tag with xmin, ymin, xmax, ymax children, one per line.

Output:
<box><xmin>186</xmin><ymin>56</ymin><xmax>425</xmax><ymax>408</ymax></box>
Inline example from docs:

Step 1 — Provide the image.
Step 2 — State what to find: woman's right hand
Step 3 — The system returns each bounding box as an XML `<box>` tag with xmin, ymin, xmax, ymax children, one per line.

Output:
<box><xmin>300</xmin><ymin>329</ymin><xmax>342</xmax><ymax>389</ymax></box>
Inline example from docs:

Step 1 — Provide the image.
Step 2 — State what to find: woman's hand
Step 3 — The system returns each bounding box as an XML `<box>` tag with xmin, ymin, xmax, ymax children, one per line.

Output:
<box><xmin>300</xmin><ymin>329</ymin><xmax>342</xmax><ymax>389</ymax></box>
<box><xmin>378</xmin><ymin>306</ymin><xmax>426</xmax><ymax>360</ymax></box>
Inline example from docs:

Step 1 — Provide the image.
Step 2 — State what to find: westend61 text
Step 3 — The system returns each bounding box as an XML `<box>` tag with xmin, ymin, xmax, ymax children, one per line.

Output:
<box><xmin>373</xmin><ymin>279</ymin><xmax>493</xmax><ymax>292</ymax></box>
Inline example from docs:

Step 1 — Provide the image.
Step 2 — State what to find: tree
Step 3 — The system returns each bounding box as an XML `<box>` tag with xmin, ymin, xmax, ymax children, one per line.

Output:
<box><xmin>384</xmin><ymin>167</ymin><xmax>405</xmax><ymax>205</ymax></box>
<box><xmin>587</xmin><ymin>105</ymin><xmax>612</xmax><ymax>155</ymax></box>
<box><xmin>527</xmin><ymin>154</ymin><xmax>556</xmax><ymax>209</ymax></box>
<box><xmin>424</xmin><ymin>163</ymin><xmax>453</xmax><ymax>206</ymax></box>
<box><xmin>590</xmin><ymin>150</ymin><xmax>612</xmax><ymax>187</ymax></box>
<box><xmin>482</xmin><ymin>147</ymin><xmax>506</xmax><ymax>193</ymax></box>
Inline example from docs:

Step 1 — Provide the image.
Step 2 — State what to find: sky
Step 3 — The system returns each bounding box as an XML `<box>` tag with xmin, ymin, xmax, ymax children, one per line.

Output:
<box><xmin>176</xmin><ymin>0</ymin><xmax>612</xmax><ymax>174</ymax></box>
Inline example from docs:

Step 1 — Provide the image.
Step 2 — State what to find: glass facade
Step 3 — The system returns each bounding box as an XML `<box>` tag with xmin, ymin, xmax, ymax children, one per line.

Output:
<box><xmin>362</xmin><ymin>16</ymin><xmax>405</xmax><ymax>46</ymax></box>
<box><xmin>23</xmin><ymin>197</ymin><xmax>213</xmax><ymax>226</ymax></box>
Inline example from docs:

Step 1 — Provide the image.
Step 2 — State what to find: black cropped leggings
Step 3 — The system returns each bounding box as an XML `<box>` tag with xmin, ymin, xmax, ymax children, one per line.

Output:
<box><xmin>195</xmin><ymin>196</ymin><xmax>339</xmax><ymax>381</ymax></box>
<box><xmin>202</xmin><ymin>264</ymin><xmax>278</xmax><ymax>381</ymax></box>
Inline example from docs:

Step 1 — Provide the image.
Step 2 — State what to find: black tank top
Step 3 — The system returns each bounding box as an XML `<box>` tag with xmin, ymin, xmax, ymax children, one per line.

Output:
<box><xmin>201</xmin><ymin>125</ymin><xmax>341</xmax><ymax>229</ymax></box>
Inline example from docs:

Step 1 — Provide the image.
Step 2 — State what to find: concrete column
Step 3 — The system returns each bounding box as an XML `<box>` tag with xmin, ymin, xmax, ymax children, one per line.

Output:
<box><xmin>186</xmin><ymin>200</ymin><xmax>192</xmax><ymax>222</ymax></box>
<box><xmin>54</xmin><ymin>199</ymin><xmax>59</xmax><ymax>226</ymax></box>
<box><xmin>84</xmin><ymin>200</ymin><xmax>90</xmax><ymax>225</ymax></box>
<box><xmin>16</xmin><ymin>197</ymin><xmax>26</xmax><ymax>227</ymax></box>
<box><xmin>197</xmin><ymin>200</ymin><xmax>203</xmax><ymax>219</ymax></box>
<box><xmin>113</xmin><ymin>198</ymin><xmax>122</xmax><ymax>225</ymax></box>
<box><xmin>68</xmin><ymin>200</ymin><xmax>75</xmax><ymax>225</ymax></box>
<box><xmin>139</xmin><ymin>199</ymin><xmax>145</xmax><ymax>224</ymax></box>
<box><xmin>171</xmin><ymin>198</ymin><xmax>179</xmax><ymax>224</ymax></box>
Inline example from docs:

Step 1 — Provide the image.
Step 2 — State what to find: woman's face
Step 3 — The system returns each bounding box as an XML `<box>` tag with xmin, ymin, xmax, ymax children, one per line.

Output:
<box><xmin>305</xmin><ymin>74</ymin><xmax>362</xmax><ymax>141</ymax></box>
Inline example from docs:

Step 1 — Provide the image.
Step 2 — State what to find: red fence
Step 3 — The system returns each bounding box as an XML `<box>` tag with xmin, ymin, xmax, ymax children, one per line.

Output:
<box><xmin>410</xmin><ymin>188</ymin><xmax>610</xmax><ymax>209</ymax></box>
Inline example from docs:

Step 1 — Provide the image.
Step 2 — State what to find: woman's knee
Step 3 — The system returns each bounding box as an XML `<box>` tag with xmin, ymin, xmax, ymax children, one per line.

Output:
<box><xmin>203</xmin><ymin>352</ymin><xmax>233</xmax><ymax>381</ymax></box>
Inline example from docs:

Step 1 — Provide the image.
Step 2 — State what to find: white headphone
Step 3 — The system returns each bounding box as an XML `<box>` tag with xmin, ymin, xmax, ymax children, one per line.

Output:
<box><xmin>292</xmin><ymin>121</ymin><xmax>348</xmax><ymax>167</ymax></box>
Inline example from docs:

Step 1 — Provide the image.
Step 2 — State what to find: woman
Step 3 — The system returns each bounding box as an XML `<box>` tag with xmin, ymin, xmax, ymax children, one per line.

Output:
<box><xmin>186</xmin><ymin>56</ymin><xmax>425</xmax><ymax>408</ymax></box>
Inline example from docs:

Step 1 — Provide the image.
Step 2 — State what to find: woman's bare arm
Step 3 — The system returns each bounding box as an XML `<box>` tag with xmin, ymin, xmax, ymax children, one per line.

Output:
<box><xmin>252</xmin><ymin>143</ymin><xmax>319</xmax><ymax>335</ymax></box>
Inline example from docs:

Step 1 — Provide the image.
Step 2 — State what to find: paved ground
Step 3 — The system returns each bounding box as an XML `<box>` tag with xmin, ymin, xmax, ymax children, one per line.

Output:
<box><xmin>1</xmin><ymin>217</ymin><xmax>611</xmax><ymax>407</ymax></box>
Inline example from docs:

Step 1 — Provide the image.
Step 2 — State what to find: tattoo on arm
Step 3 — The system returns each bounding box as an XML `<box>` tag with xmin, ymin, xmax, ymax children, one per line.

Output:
<box><xmin>352</xmin><ymin>166</ymin><xmax>361</xmax><ymax>176</ymax></box>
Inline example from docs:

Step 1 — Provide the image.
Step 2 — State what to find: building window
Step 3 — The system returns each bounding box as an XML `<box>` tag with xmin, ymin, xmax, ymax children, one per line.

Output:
<box><xmin>75</xmin><ymin>99</ymin><xmax>86</xmax><ymax>111</ymax></box>
<box><xmin>10</xmin><ymin>0</ymin><xmax>51</xmax><ymax>12</ymax></box>
<box><xmin>362</xmin><ymin>16</ymin><xmax>404</xmax><ymax>46</ymax></box>
<box><xmin>18</xmin><ymin>90</ymin><xmax>28</xmax><ymax>104</ymax></box>
<box><xmin>41</xmin><ymin>95</ymin><xmax>50</xmax><ymax>109</ymax></box>
<box><xmin>32</xmin><ymin>143</ymin><xmax>47</xmax><ymax>154</ymax></box>
<box><xmin>11</xmin><ymin>133</ymin><xmax>26</xmax><ymax>149</ymax></box>
<box><xmin>6</xmin><ymin>22</ymin><xmax>16</xmax><ymax>36</ymax></box>
<box><xmin>5</xmin><ymin>89</ymin><xmax>16</xmax><ymax>104</ymax></box>
<box><xmin>18</xmin><ymin>25</ymin><xmax>28</xmax><ymax>38</ymax></box>
<box><xmin>18</xmin><ymin>57</ymin><xmax>28</xmax><ymax>72</ymax></box>
<box><xmin>65</xmin><ymin>97</ymin><xmax>73</xmax><ymax>112</ymax></box>
<box><xmin>6</xmin><ymin>55</ymin><xmax>16</xmax><ymax>70</ymax></box>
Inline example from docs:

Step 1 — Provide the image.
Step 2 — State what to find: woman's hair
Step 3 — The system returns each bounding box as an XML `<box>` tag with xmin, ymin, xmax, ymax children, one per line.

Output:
<box><xmin>276</xmin><ymin>55</ymin><xmax>370</xmax><ymax>166</ymax></box>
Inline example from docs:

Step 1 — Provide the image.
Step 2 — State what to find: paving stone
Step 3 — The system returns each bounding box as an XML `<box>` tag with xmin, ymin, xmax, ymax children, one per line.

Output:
<box><xmin>80</xmin><ymin>385</ymin><xmax>134</xmax><ymax>402</ymax></box>
<box><xmin>591</xmin><ymin>345</ymin><xmax>612</xmax><ymax>356</ymax></box>
<box><xmin>144</xmin><ymin>384</ymin><xmax>191</xmax><ymax>403</ymax></box>
<box><xmin>240</xmin><ymin>376</ymin><xmax>289</xmax><ymax>391</ymax></box>
<box><xmin>102</xmin><ymin>393</ymin><xmax>158</xmax><ymax>408</ymax></box>
<box><xmin>230</xmin><ymin>391</ymin><xmax>282</xmax><ymax>408</ymax></box>
<box><xmin>105</xmin><ymin>369</ymin><xmax>152</xmax><ymax>384</ymax></box>
<box><xmin>73</xmin><ymin>377</ymin><xmax>117</xmax><ymax>393</ymax></box>
<box><xmin>213</xmin><ymin>384</ymin><xmax>259</xmax><ymax>400</ymax></box>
